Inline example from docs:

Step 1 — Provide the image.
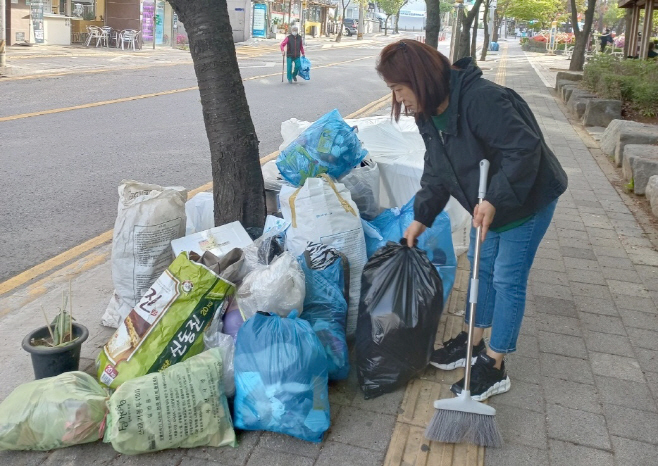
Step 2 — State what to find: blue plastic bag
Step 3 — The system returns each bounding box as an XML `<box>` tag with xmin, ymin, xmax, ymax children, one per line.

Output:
<box><xmin>297</xmin><ymin>243</ymin><xmax>350</xmax><ymax>381</ymax></box>
<box><xmin>233</xmin><ymin>311</ymin><xmax>330</xmax><ymax>443</ymax></box>
<box><xmin>276</xmin><ymin>109</ymin><xmax>368</xmax><ymax>186</ymax></box>
<box><xmin>299</xmin><ymin>56</ymin><xmax>311</xmax><ymax>80</ymax></box>
<box><xmin>363</xmin><ymin>197</ymin><xmax>457</xmax><ymax>307</ymax></box>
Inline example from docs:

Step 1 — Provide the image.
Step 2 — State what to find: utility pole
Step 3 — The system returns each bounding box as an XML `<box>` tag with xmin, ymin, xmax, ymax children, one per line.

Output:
<box><xmin>357</xmin><ymin>1</ymin><xmax>364</xmax><ymax>40</ymax></box>
<box><xmin>0</xmin><ymin>0</ymin><xmax>6</xmax><ymax>70</ymax></box>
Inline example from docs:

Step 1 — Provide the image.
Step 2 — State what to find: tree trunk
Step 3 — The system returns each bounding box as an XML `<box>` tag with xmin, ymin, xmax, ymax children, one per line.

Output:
<box><xmin>623</xmin><ymin>8</ymin><xmax>632</xmax><ymax>55</ymax></box>
<box><xmin>480</xmin><ymin>2</ymin><xmax>490</xmax><ymax>61</ymax></box>
<box><xmin>336</xmin><ymin>3</ymin><xmax>349</xmax><ymax>42</ymax></box>
<box><xmin>470</xmin><ymin>7</ymin><xmax>479</xmax><ymax>58</ymax></box>
<box><xmin>394</xmin><ymin>12</ymin><xmax>400</xmax><ymax>34</ymax></box>
<box><xmin>425</xmin><ymin>0</ymin><xmax>441</xmax><ymax>48</ymax></box>
<box><xmin>168</xmin><ymin>0</ymin><xmax>265</xmax><ymax>229</ymax></box>
<box><xmin>385</xmin><ymin>15</ymin><xmax>390</xmax><ymax>35</ymax></box>
<box><xmin>569</xmin><ymin>0</ymin><xmax>597</xmax><ymax>71</ymax></box>
<box><xmin>457</xmin><ymin>0</ymin><xmax>483</xmax><ymax>60</ymax></box>
<box><xmin>492</xmin><ymin>8</ymin><xmax>499</xmax><ymax>43</ymax></box>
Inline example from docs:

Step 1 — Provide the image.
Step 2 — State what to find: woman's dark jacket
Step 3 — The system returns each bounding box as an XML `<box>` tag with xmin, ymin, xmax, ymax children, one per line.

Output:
<box><xmin>414</xmin><ymin>57</ymin><xmax>568</xmax><ymax>230</ymax></box>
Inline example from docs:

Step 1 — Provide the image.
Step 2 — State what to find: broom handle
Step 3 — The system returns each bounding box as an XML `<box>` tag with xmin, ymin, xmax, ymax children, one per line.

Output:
<box><xmin>464</xmin><ymin>159</ymin><xmax>490</xmax><ymax>392</ymax></box>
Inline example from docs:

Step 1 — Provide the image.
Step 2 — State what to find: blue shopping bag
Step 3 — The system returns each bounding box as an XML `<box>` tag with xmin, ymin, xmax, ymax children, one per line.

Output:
<box><xmin>299</xmin><ymin>56</ymin><xmax>311</xmax><ymax>80</ymax></box>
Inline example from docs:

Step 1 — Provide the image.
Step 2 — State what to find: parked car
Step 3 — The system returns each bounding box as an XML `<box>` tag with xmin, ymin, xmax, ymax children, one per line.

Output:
<box><xmin>343</xmin><ymin>19</ymin><xmax>358</xmax><ymax>36</ymax></box>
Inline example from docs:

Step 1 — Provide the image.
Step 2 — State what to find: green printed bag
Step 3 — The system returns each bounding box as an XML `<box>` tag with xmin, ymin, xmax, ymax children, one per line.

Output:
<box><xmin>97</xmin><ymin>251</ymin><xmax>238</xmax><ymax>389</ymax></box>
<box><xmin>105</xmin><ymin>348</ymin><xmax>236</xmax><ymax>454</ymax></box>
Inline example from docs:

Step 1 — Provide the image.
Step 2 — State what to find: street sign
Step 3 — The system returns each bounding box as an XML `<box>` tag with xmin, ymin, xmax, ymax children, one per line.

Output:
<box><xmin>252</xmin><ymin>3</ymin><xmax>267</xmax><ymax>39</ymax></box>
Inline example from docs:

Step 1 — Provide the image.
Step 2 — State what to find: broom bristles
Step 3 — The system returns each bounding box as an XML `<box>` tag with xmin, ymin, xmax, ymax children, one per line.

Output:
<box><xmin>425</xmin><ymin>409</ymin><xmax>504</xmax><ymax>448</ymax></box>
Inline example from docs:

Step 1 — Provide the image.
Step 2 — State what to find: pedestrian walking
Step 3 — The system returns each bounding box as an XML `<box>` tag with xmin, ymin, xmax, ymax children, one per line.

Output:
<box><xmin>280</xmin><ymin>26</ymin><xmax>305</xmax><ymax>84</ymax></box>
<box><xmin>600</xmin><ymin>29</ymin><xmax>614</xmax><ymax>53</ymax></box>
<box><xmin>376</xmin><ymin>40</ymin><xmax>568</xmax><ymax>401</ymax></box>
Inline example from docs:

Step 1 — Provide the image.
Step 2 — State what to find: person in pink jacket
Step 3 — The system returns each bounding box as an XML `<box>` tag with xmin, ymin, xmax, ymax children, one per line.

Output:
<box><xmin>280</xmin><ymin>26</ymin><xmax>305</xmax><ymax>83</ymax></box>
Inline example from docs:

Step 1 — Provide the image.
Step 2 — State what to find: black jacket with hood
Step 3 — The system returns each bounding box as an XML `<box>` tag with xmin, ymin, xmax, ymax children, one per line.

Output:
<box><xmin>414</xmin><ymin>58</ymin><xmax>568</xmax><ymax>230</ymax></box>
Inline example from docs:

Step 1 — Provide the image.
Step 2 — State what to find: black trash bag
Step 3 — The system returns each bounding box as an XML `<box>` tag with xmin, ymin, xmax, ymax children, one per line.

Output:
<box><xmin>356</xmin><ymin>240</ymin><xmax>443</xmax><ymax>399</ymax></box>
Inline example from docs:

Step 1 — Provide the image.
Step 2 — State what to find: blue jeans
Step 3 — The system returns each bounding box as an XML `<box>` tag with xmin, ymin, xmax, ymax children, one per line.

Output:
<box><xmin>464</xmin><ymin>200</ymin><xmax>557</xmax><ymax>353</ymax></box>
<box><xmin>287</xmin><ymin>57</ymin><xmax>301</xmax><ymax>81</ymax></box>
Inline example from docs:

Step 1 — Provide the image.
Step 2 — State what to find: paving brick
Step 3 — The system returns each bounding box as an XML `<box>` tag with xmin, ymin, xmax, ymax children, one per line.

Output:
<box><xmin>557</xmin><ymin>237</ymin><xmax>593</xmax><ymax>251</ymax></box>
<box><xmin>593</xmin><ymin>245</ymin><xmax>629</xmax><ymax>259</ymax></box>
<box><xmin>611</xmin><ymin>436</ymin><xmax>658</xmax><ymax>466</ymax></box>
<box><xmin>571</xmin><ymin>283</ymin><xmax>613</xmax><ymax>301</ymax></box>
<box><xmin>534</xmin><ymin>296</ymin><xmax>577</xmax><ymax>318</ymax></box>
<box><xmin>597</xmin><ymin>255</ymin><xmax>635</xmax><ymax>270</ymax></box>
<box><xmin>619</xmin><ymin>308</ymin><xmax>658</xmax><ymax>331</ymax></box>
<box><xmin>548</xmin><ymin>439</ymin><xmax>614</xmax><ymax>466</ymax></box>
<box><xmin>540</xmin><ymin>353</ymin><xmax>594</xmax><ymax>385</ymax></box>
<box><xmin>644</xmin><ymin>371</ymin><xmax>658</xmax><ymax>400</ymax></box>
<box><xmin>635</xmin><ymin>347</ymin><xmax>658</xmax><ymax>373</ymax></box>
<box><xmin>185</xmin><ymin>431</ymin><xmax>260</xmax><ymax>465</ymax></box>
<box><xmin>560</xmin><ymin>246</ymin><xmax>597</xmax><ymax>261</ymax></box>
<box><xmin>45</xmin><ymin>442</ymin><xmax>119</xmax><ymax>466</ymax></box>
<box><xmin>613</xmin><ymin>294</ymin><xmax>657</xmax><ymax>313</ymax></box>
<box><xmin>492</xmin><ymin>405</ymin><xmax>547</xmax><ymax>449</ymax></box>
<box><xmin>628</xmin><ymin>252</ymin><xmax>658</xmax><ymax>267</ymax></box>
<box><xmin>579</xmin><ymin>312</ymin><xmax>627</xmax><ymax>336</ymax></box>
<box><xmin>574</xmin><ymin>296</ymin><xmax>618</xmax><ymax>316</ymax></box>
<box><xmin>520</xmin><ymin>315</ymin><xmax>537</xmax><ymax>337</ymax></box>
<box><xmin>0</xmin><ymin>450</ymin><xmax>49</xmax><ymax>466</ymax></box>
<box><xmin>328</xmin><ymin>371</ymin><xmax>359</xmax><ymax>407</ymax></box>
<box><xmin>533</xmin><ymin>258</ymin><xmax>567</xmax><ymax>273</ymax></box>
<box><xmin>626</xmin><ymin>327</ymin><xmax>658</xmax><ymax>349</ymax></box>
<box><xmin>563</xmin><ymin>257</ymin><xmax>599</xmax><ymax>271</ymax></box>
<box><xmin>506</xmin><ymin>355</ymin><xmax>541</xmax><ymax>385</ymax></box>
<box><xmin>590</xmin><ymin>352</ymin><xmax>645</xmax><ymax>382</ymax></box>
<box><xmin>258</xmin><ymin>432</ymin><xmax>322</xmax><ymax>459</ymax></box>
<box><xmin>566</xmin><ymin>268</ymin><xmax>607</xmax><ymax>285</ymax></box>
<box><xmin>584</xmin><ymin>330</ymin><xmax>635</xmax><ymax>357</ymax></box>
<box><xmin>589</xmin><ymin>236</ymin><xmax>624</xmax><ymax>248</ymax></box>
<box><xmin>607</xmin><ymin>280</ymin><xmax>651</xmax><ymax>298</ymax></box>
<box><xmin>314</xmin><ymin>442</ymin><xmax>385</xmax><ymax>466</ymax></box>
<box><xmin>635</xmin><ymin>265</ymin><xmax>658</xmax><ymax>291</ymax></box>
<box><xmin>546</xmin><ymin>404</ymin><xmax>611</xmax><ymax>449</ymax></box>
<box><xmin>541</xmin><ymin>376</ymin><xmax>602</xmax><ymax>415</ymax></box>
<box><xmin>350</xmin><ymin>385</ymin><xmax>405</xmax><ymax>415</ymax></box>
<box><xmin>529</xmin><ymin>269</ymin><xmax>569</xmax><ymax>286</ymax></box>
<box><xmin>600</xmin><ymin>265</ymin><xmax>642</xmax><ymax>283</ymax></box>
<box><xmin>604</xmin><ymin>404</ymin><xmax>658</xmax><ymax>445</ymax></box>
<box><xmin>532</xmin><ymin>283</ymin><xmax>573</xmax><ymax>300</ymax></box>
<box><xmin>538</xmin><ymin>331</ymin><xmax>587</xmax><ymax>359</ymax></box>
<box><xmin>537</xmin><ymin>314</ymin><xmax>582</xmax><ymax>337</ymax></box>
<box><xmin>555</xmin><ymin>220</ymin><xmax>587</xmax><ymax>232</ymax></box>
<box><xmin>490</xmin><ymin>379</ymin><xmax>544</xmax><ymax>413</ymax></box>
<box><xmin>246</xmin><ymin>447</ymin><xmax>315</xmax><ymax>466</ymax></box>
<box><xmin>595</xmin><ymin>375</ymin><xmax>657</xmax><ymax>413</ymax></box>
<box><xmin>485</xmin><ymin>442</ymin><xmax>549</xmax><ymax>466</ymax></box>
<box><xmin>587</xmin><ymin>227</ymin><xmax>620</xmax><ymax>239</ymax></box>
<box><xmin>327</xmin><ymin>407</ymin><xmax>395</xmax><ymax>452</ymax></box>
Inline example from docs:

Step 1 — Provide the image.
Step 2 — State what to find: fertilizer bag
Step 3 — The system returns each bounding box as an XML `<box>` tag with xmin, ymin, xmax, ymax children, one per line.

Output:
<box><xmin>356</xmin><ymin>241</ymin><xmax>443</xmax><ymax>399</ymax></box>
<box><xmin>297</xmin><ymin>243</ymin><xmax>350</xmax><ymax>381</ymax></box>
<box><xmin>97</xmin><ymin>250</ymin><xmax>241</xmax><ymax>389</ymax></box>
<box><xmin>0</xmin><ymin>372</ymin><xmax>108</xmax><ymax>451</ymax></box>
<box><xmin>276</xmin><ymin>109</ymin><xmax>367</xmax><ymax>186</ymax></box>
<box><xmin>103</xmin><ymin>180</ymin><xmax>188</xmax><ymax>328</ymax></box>
<box><xmin>105</xmin><ymin>348</ymin><xmax>236</xmax><ymax>455</ymax></box>
<box><xmin>280</xmin><ymin>175</ymin><xmax>367</xmax><ymax>337</ymax></box>
<box><xmin>233</xmin><ymin>312</ymin><xmax>330</xmax><ymax>443</ymax></box>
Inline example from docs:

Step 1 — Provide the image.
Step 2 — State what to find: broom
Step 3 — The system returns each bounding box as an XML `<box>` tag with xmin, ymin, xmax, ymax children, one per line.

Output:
<box><xmin>425</xmin><ymin>159</ymin><xmax>503</xmax><ymax>448</ymax></box>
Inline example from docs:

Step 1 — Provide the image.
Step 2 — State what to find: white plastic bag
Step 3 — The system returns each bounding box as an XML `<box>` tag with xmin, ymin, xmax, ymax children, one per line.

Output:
<box><xmin>237</xmin><ymin>252</ymin><xmax>305</xmax><ymax>321</ymax></box>
<box><xmin>262</xmin><ymin>160</ymin><xmax>287</xmax><ymax>192</ymax></box>
<box><xmin>280</xmin><ymin>175</ymin><xmax>367</xmax><ymax>337</ymax></box>
<box><xmin>204</xmin><ymin>315</ymin><xmax>236</xmax><ymax>397</ymax></box>
<box><xmin>338</xmin><ymin>158</ymin><xmax>381</xmax><ymax>220</ymax></box>
<box><xmin>185</xmin><ymin>192</ymin><xmax>214</xmax><ymax>235</ymax></box>
<box><xmin>102</xmin><ymin>180</ymin><xmax>187</xmax><ymax>328</ymax></box>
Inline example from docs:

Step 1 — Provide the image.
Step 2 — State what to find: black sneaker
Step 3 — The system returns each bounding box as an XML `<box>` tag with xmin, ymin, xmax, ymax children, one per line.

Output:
<box><xmin>450</xmin><ymin>353</ymin><xmax>511</xmax><ymax>401</ymax></box>
<box><xmin>429</xmin><ymin>331</ymin><xmax>486</xmax><ymax>370</ymax></box>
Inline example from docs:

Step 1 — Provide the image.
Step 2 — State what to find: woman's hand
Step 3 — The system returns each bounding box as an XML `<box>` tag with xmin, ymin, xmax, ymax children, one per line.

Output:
<box><xmin>404</xmin><ymin>221</ymin><xmax>427</xmax><ymax>246</ymax></box>
<box><xmin>473</xmin><ymin>201</ymin><xmax>496</xmax><ymax>240</ymax></box>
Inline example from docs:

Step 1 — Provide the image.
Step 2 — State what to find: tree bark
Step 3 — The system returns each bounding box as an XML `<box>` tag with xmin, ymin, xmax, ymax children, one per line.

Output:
<box><xmin>456</xmin><ymin>0</ymin><xmax>483</xmax><ymax>60</ymax></box>
<box><xmin>384</xmin><ymin>15</ymin><xmax>390</xmax><ymax>35</ymax></box>
<box><xmin>425</xmin><ymin>0</ymin><xmax>441</xmax><ymax>48</ymax></box>
<box><xmin>492</xmin><ymin>8</ymin><xmax>498</xmax><ymax>43</ymax></box>
<box><xmin>623</xmin><ymin>8</ymin><xmax>632</xmax><ymax>56</ymax></box>
<box><xmin>336</xmin><ymin>0</ymin><xmax>350</xmax><ymax>42</ymax></box>
<box><xmin>480</xmin><ymin>1</ymin><xmax>490</xmax><ymax>61</ymax></box>
<box><xmin>470</xmin><ymin>7</ymin><xmax>479</xmax><ymax>58</ymax></box>
<box><xmin>569</xmin><ymin>0</ymin><xmax>597</xmax><ymax>71</ymax></box>
<box><xmin>395</xmin><ymin>1</ymin><xmax>407</xmax><ymax>34</ymax></box>
<box><xmin>168</xmin><ymin>0</ymin><xmax>265</xmax><ymax>229</ymax></box>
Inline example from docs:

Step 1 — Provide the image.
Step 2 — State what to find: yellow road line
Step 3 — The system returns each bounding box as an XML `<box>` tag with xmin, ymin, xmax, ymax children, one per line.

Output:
<box><xmin>0</xmin><ymin>56</ymin><xmax>375</xmax><ymax>122</ymax></box>
<box><xmin>0</xmin><ymin>89</ymin><xmax>387</xmax><ymax>297</ymax></box>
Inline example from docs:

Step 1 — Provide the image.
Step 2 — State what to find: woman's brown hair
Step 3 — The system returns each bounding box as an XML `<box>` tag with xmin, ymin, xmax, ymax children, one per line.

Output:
<box><xmin>376</xmin><ymin>40</ymin><xmax>452</xmax><ymax>122</ymax></box>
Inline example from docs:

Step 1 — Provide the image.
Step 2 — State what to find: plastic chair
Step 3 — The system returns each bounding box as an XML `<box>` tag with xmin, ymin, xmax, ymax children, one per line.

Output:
<box><xmin>85</xmin><ymin>26</ymin><xmax>103</xmax><ymax>47</ymax></box>
<box><xmin>121</xmin><ymin>29</ymin><xmax>138</xmax><ymax>51</ymax></box>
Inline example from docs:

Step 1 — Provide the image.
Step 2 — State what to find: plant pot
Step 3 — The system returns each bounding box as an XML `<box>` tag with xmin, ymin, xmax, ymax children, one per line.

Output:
<box><xmin>22</xmin><ymin>323</ymin><xmax>89</xmax><ymax>379</ymax></box>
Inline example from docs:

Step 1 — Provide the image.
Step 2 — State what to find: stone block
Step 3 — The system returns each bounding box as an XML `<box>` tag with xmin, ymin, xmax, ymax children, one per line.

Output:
<box><xmin>554</xmin><ymin>71</ymin><xmax>583</xmax><ymax>90</ymax></box>
<box><xmin>599</xmin><ymin>119</ymin><xmax>658</xmax><ymax>157</ymax></box>
<box><xmin>567</xmin><ymin>90</ymin><xmax>597</xmax><ymax>119</ymax></box>
<box><xmin>556</xmin><ymin>79</ymin><xmax>577</xmax><ymax>94</ymax></box>
<box><xmin>546</xmin><ymin>404</ymin><xmax>611</xmax><ymax>450</ymax></box>
<box><xmin>614</xmin><ymin>129</ymin><xmax>658</xmax><ymax>167</ymax></box>
<box><xmin>549</xmin><ymin>440</ymin><xmax>614</xmax><ymax>466</ymax></box>
<box><xmin>646</xmin><ymin>175</ymin><xmax>658</xmax><ymax>218</ymax></box>
<box><xmin>611</xmin><ymin>436</ymin><xmax>658</xmax><ymax>466</ymax></box>
<box><xmin>621</xmin><ymin>145</ymin><xmax>658</xmax><ymax>195</ymax></box>
<box><xmin>604</xmin><ymin>404</ymin><xmax>658</xmax><ymax>445</ymax></box>
<box><xmin>561</xmin><ymin>84</ymin><xmax>580</xmax><ymax>102</ymax></box>
<box><xmin>582</xmin><ymin>99</ymin><xmax>622</xmax><ymax>127</ymax></box>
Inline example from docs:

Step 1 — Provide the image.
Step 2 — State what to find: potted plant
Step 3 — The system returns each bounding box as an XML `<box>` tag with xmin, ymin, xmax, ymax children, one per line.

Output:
<box><xmin>22</xmin><ymin>284</ymin><xmax>88</xmax><ymax>380</ymax></box>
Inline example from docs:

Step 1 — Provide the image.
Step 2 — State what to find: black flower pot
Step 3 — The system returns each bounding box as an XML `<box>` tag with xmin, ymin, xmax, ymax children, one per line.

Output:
<box><xmin>22</xmin><ymin>323</ymin><xmax>89</xmax><ymax>379</ymax></box>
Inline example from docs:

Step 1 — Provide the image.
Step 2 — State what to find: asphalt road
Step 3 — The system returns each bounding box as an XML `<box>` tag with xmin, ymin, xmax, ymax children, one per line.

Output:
<box><xmin>0</xmin><ymin>33</ymin><xmax>454</xmax><ymax>282</ymax></box>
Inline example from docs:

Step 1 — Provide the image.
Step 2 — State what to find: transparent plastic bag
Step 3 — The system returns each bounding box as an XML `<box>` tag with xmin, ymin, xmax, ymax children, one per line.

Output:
<box><xmin>338</xmin><ymin>158</ymin><xmax>381</xmax><ymax>220</ymax></box>
<box><xmin>237</xmin><ymin>252</ymin><xmax>305</xmax><ymax>320</ymax></box>
<box><xmin>276</xmin><ymin>109</ymin><xmax>368</xmax><ymax>186</ymax></box>
<box><xmin>204</xmin><ymin>313</ymin><xmax>236</xmax><ymax>397</ymax></box>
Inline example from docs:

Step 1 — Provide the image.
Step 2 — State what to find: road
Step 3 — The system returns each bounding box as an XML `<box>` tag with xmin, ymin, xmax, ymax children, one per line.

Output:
<box><xmin>0</xmin><ymin>33</ymin><xmax>457</xmax><ymax>283</ymax></box>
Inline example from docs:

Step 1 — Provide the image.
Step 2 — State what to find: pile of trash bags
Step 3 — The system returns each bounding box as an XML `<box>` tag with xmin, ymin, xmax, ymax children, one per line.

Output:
<box><xmin>1</xmin><ymin>109</ymin><xmax>463</xmax><ymax>454</ymax></box>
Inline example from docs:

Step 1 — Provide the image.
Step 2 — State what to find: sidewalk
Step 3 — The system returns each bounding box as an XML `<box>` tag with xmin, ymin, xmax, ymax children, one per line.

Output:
<box><xmin>1</xmin><ymin>41</ymin><xmax>658</xmax><ymax>466</ymax></box>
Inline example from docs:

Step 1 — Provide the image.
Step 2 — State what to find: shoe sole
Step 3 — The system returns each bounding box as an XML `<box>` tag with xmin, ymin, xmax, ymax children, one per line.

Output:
<box><xmin>430</xmin><ymin>356</ymin><xmax>478</xmax><ymax>371</ymax></box>
<box><xmin>464</xmin><ymin>376</ymin><xmax>511</xmax><ymax>402</ymax></box>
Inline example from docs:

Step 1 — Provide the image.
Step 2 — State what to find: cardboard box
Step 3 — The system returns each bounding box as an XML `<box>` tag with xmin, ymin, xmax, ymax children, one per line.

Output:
<box><xmin>171</xmin><ymin>221</ymin><xmax>253</xmax><ymax>258</ymax></box>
